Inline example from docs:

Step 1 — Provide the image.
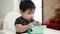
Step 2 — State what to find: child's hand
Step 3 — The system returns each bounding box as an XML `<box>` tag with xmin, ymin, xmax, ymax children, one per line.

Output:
<box><xmin>33</xmin><ymin>21</ymin><xmax>41</xmax><ymax>26</ymax></box>
<box><xmin>37</xmin><ymin>21</ymin><xmax>41</xmax><ymax>25</ymax></box>
<box><xmin>28</xmin><ymin>23</ymin><xmax>34</xmax><ymax>28</ymax></box>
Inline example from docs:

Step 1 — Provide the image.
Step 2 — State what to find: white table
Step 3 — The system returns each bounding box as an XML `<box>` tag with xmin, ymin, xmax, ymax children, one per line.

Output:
<box><xmin>44</xmin><ymin>28</ymin><xmax>60</xmax><ymax>34</ymax></box>
<box><xmin>0</xmin><ymin>28</ymin><xmax>60</xmax><ymax>34</ymax></box>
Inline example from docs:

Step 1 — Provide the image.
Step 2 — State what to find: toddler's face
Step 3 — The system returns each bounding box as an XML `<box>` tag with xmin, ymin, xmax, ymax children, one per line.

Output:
<box><xmin>21</xmin><ymin>9</ymin><xmax>35</xmax><ymax>21</ymax></box>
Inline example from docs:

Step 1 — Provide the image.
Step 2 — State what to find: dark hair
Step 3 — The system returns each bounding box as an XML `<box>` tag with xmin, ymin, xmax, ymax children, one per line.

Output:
<box><xmin>19</xmin><ymin>0</ymin><xmax>36</xmax><ymax>12</ymax></box>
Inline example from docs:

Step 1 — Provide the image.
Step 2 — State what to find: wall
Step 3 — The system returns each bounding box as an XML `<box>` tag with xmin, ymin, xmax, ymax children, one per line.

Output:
<box><xmin>43</xmin><ymin>0</ymin><xmax>60</xmax><ymax>22</ymax></box>
<box><xmin>0</xmin><ymin>0</ymin><xmax>14</xmax><ymax>30</ymax></box>
<box><xmin>0</xmin><ymin>0</ymin><xmax>13</xmax><ymax>18</ymax></box>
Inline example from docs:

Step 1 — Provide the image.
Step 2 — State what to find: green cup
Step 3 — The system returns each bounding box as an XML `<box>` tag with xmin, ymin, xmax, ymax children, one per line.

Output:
<box><xmin>31</xmin><ymin>25</ymin><xmax>46</xmax><ymax>34</ymax></box>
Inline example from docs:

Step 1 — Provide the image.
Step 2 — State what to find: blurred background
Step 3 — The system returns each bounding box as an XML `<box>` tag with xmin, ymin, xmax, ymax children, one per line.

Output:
<box><xmin>0</xmin><ymin>0</ymin><xmax>14</xmax><ymax>30</ymax></box>
<box><xmin>0</xmin><ymin>0</ymin><xmax>60</xmax><ymax>34</ymax></box>
<box><xmin>43</xmin><ymin>0</ymin><xmax>60</xmax><ymax>22</ymax></box>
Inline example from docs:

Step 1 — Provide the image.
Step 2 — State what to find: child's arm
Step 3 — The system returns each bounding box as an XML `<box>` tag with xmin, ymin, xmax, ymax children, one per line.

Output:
<box><xmin>15</xmin><ymin>23</ymin><xmax>34</xmax><ymax>33</ymax></box>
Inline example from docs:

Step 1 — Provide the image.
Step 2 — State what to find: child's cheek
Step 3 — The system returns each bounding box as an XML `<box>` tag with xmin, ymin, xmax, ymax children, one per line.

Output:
<box><xmin>27</xmin><ymin>15</ymin><xmax>31</xmax><ymax>19</ymax></box>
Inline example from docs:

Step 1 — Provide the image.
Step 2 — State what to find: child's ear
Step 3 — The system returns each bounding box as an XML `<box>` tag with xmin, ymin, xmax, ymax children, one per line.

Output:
<box><xmin>20</xmin><ymin>10</ymin><xmax>23</xmax><ymax>15</ymax></box>
<box><xmin>20</xmin><ymin>10</ymin><xmax>22</xmax><ymax>13</ymax></box>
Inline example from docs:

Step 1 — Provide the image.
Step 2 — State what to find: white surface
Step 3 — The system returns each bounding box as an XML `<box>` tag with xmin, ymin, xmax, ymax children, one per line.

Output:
<box><xmin>44</xmin><ymin>28</ymin><xmax>60</xmax><ymax>34</ymax></box>
<box><xmin>3</xmin><ymin>11</ymin><xmax>21</xmax><ymax>34</ymax></box>
<box><xmin>0</xmin><ymin>28</ymin><xmax>60</xmax><ymax>34</ymax></box>
<box><xmin>20</xmin><ymin>28</ymin><xmax>60</xmax><ymax>34</ymax></box>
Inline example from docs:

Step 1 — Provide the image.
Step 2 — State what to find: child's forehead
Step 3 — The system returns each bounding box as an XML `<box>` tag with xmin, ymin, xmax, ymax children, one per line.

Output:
<box><xmin>26</xmin><ymin>9</ymin><xmax>35</xmax><ymax>13</ymax></box>
<box><xmin>27</xmin><ymin>8</ymin><xmax>35</xmax><ymax>11</ymax></box>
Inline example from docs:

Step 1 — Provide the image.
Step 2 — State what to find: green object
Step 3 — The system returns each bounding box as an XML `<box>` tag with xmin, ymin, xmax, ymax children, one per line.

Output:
<box><xmin>34</xmin><ymin>20</ymin><xmax>37</xmax><ymax>23</ymax></box>
<box><xmin>33</xmin><ymin>20</ymin><xmax>37</xmax><ymax>26</ymax></box>
<box><xmin>27</xmin><ymin>20</ymin><xmax>46</xmax><ymax>34</ymax></box>
<box><xmin>27</xmin><ymin>20</ymin><xmax>37</xmax><ymax>34</ymax></box>
<box><xmin>27</xmin><ymin>28</ymin><xmax>31</xmax><ymax>34</ymax></box>
<box><xmin>31</xmin><ymin>25</ymin><xmax>46</xmax><ymax>34</ymax></box>
<box><xmin>34</xmin><ymin>33</ymin><xmax>44</xmax><ymax>34</ymax></box>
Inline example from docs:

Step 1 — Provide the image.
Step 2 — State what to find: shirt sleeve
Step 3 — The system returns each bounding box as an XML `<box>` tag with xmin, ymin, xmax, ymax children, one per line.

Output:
<box><xmin>15</xmin><ymin>18</ymin><xmax>22</xmax><ymax>25</ymax></box>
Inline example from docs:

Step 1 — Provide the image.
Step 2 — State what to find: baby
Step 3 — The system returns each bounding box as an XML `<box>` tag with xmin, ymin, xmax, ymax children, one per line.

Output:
<box><xmin>15</xmin><ymin>0</ymin><xmax>41</xmax><ymax>34</ymax></box>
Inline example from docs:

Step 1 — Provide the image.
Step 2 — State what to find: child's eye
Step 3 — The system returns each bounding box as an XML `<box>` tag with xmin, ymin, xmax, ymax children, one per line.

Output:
<box><xmin>28</xmin><ymin>13</ymin><xmax>31</xmax><ymax>14</ymax></box>
<box><xmin>32</xmin><ymin>12</ymin><xmax>34</xmax><ymax>14</ymax></box>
